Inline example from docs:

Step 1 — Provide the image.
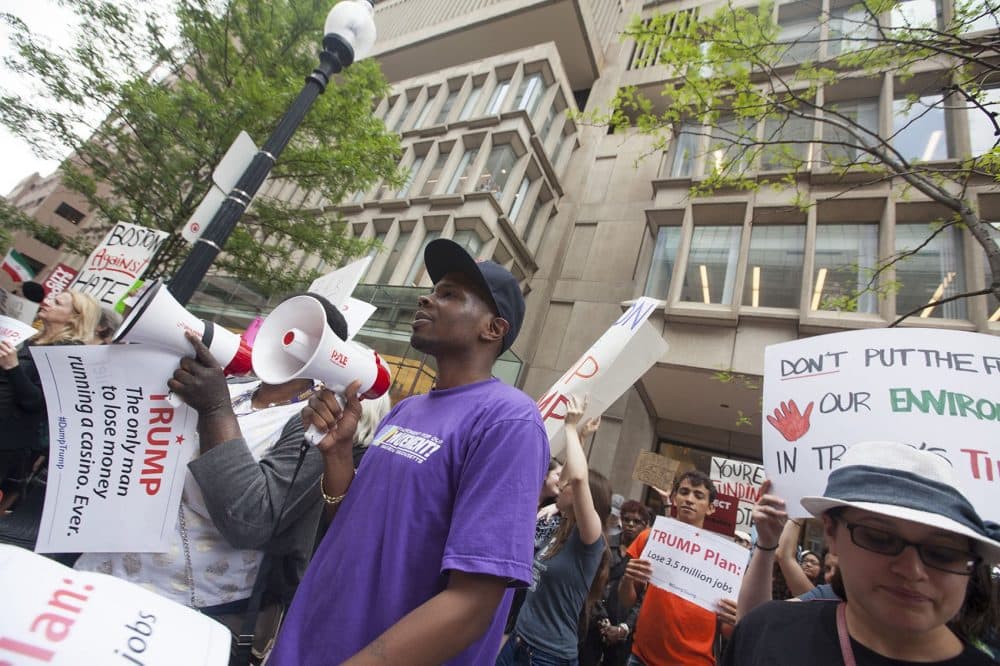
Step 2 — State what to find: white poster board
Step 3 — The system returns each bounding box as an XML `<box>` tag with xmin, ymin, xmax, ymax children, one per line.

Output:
<box><xmin>639</xmin><ymin>516</ymin><xmax>746</xmax><ymax>612</ymax></box>
<box><xmin>710</xmin><ymin>456</ymin><xmax>765</xmax><ymax>532</ymax></box>
<box><xmin>0</xmin><ymin>545</ymin><xmax>229</xmax><ymax>665</ymax></box>
<box><xmin>537</xmin><ymin>298</ymin><xmax>668</xmax><ymax>456</ymax></box>
<box><xmin>308</xmin><ymin>256</ymin><xmax>373</xmax><ymax>307</ymax></box>
<box><xmin>763</xmin><ymin>328</ymin><xmax>1000</xmax><ymax>522</ymax></box>
<box><xmin>0</xmin><ymin>314</ymin><xmax>39</xmax><ymax>346</ymax></box>
<box><xmin>70</xmin><ymin>222</ymin><xmax>168</xmax><ymax>306</ymax></box>
<box><xmin>31</xmin><ymin>345</ymin><xmax>197</xmax><ymax>553</ymax></box>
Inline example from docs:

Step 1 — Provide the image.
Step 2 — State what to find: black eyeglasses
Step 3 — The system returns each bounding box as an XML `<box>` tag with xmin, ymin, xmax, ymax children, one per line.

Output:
<box><xmin>841</xmin><ymin>521</ymin><xmax>980</xmax><ymax>575</ymax></box>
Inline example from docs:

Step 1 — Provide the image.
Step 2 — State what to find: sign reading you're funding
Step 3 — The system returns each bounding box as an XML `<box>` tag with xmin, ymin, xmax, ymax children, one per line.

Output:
<box><xmin>763</xmin><ymin>328</ymin><xmax>1000</xmax><ymax>522</ymax></box>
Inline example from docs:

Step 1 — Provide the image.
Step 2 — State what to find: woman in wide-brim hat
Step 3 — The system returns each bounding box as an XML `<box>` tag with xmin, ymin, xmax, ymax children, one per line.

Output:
<box><xmin>723</xmin><ymin>440</ymin><xmax>1000</xmax><ymax>665</ymax></box>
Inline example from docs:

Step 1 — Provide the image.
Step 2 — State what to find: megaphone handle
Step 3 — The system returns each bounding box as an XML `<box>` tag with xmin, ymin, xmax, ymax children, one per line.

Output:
<box><xmin>304</xmin><ymin>392</ymin><xmax>347</xmax><ymax>447</ymax></box>
<box><xmin>167</xmin><ymin>391</ymin><xmax>183</xmax><ymax>408</ymax></box>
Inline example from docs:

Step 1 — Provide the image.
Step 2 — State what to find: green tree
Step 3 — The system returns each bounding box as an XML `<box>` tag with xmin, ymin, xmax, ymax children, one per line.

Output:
<box><xmin>1</xmin><ymin>0</ymin><xmax>402</xmax><ymax>294</ymax></box>
<box><xmin>587</xmin><ymin>0</ymin><xmax>1000</xmax><ymax>324</ymax></box>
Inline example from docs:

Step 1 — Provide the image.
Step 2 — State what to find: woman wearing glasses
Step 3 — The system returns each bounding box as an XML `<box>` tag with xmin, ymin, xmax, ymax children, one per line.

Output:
<box><xmin>724</xmin><ymin>441</ymin><xmax>999</xmax><ymax>665</ymax></box>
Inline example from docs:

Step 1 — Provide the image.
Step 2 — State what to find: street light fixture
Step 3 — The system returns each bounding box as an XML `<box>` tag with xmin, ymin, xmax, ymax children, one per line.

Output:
<box><xmin>169</xmin><ymin>0</ymin><xmax>377</xmax><ymax>304</ymax></box>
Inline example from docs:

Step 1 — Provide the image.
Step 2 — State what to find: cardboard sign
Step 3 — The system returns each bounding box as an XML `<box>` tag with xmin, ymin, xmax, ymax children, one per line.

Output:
<box><xmin>69</xmin><ymin>222</ymin><xmax>168</xmax><ymax>306</ymax></box>
<box><xmin>0</xmin><ymin>286</ymin><xmax>40</xmax><ymax>324</ymax></box>
<box><xmin>42</xmin><ymin>263</ymin><xmax>79</xmax><ymax>297</ymax></box>
<box><xmin>632</xmin><ymin>450</ymin><xmax>680</xmax><ymax>490</ymax></box>
<box><xmin>537</xmin><ymin>298</ymin><xmax>669</xmax><ymax>456</ymax></box>
<box><xmin>639</xmin><ymin>516</ymin><xmax>746</xmax><ymax>612</ymax></box>
<box><xmin>710</xmin><ymin>456</ymin><xmax>765</xmax><ymax>532</ymax></box>
<box><xmin>0</xmin><ymin>545</ymin><xmax>229</xmax><ymax>665</ymax></box>
<box><xmin>763</xmin><ymin>328</ymin><xmax>1000</xmax><ymax>521</ymax></box>
<box><xmin>0</xmin><ymin>314</ymin><xmax>39</xmax><ymax>346</ymax></box>
<box><xmin>31</xmin><ymin>345</ymin><xmax>197</xmax><ymax>553</ymax></box>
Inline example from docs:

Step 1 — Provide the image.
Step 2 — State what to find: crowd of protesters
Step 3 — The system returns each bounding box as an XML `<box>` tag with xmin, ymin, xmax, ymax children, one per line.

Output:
<box><xmin>1</xmin><ymin>237</ymin><xmax>998</xmax><ymax>666</ymax></box>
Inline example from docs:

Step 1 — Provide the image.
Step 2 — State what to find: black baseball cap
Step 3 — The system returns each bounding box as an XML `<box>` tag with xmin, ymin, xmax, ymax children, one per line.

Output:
<box><xmin>424</xmin><ymin>238</ymin><xmax>525</xmax><ymax>354</ymax></box>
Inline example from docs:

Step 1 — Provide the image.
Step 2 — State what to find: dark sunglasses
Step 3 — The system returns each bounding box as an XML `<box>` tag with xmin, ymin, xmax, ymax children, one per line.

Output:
<box><xmin>840</xmin><ymin>521</ymin><xmax>980</xmax><ymax>575</ymax></box>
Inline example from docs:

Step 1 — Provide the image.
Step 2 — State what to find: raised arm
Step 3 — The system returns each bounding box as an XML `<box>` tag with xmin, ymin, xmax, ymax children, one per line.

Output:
<box><xmin>562</xmin><ymin>394</ymin><xmax>603</xmax><ymax>545</ymax></box>
<box><xmin>735</xmin><ymin>480</ymin><xmax>787</xmax><ymax>621</ymax></box>
<box><xmin>776</xmin><ymin>519</ymin><xmax>815</xmax><ymax>597</ymax></box>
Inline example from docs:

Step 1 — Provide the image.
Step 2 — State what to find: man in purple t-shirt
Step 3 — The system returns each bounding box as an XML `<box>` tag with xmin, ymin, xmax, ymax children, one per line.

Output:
<box><xmin>269</xmin><ymin>239</ymin><xmax>550</xmax><ymax>665</ymax></box>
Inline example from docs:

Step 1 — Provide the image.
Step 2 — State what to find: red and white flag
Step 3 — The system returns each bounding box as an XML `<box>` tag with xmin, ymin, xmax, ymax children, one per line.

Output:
<box><xmin>1</xmin><ymin>249</ymin><xmax>36</xmax><ymax>283</ymax></box>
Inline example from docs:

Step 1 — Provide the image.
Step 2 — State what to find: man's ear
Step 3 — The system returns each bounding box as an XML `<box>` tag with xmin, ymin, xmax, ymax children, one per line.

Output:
<box><xmin>481</xmin><ymin>315</ymin><xmax>510</xmax><ymax>347</ymax></box>
<box><xmin>705</xmin><ymin>499</ymin><xmax>716</xmax><ymax>516</ymax></box>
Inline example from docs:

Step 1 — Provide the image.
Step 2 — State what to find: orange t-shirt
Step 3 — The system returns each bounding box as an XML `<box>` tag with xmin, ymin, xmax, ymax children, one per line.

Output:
<box><xmin>626</xmin><ymin>527</ymin><xmax>717</xmax><ymax>666</ymax></box>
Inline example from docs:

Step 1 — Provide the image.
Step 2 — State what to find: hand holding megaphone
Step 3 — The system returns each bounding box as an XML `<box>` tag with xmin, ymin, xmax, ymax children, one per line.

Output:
<box><xmin>301</xmin><ymin>380</ymin><xmax>364</xmax><ymax>451</ymax></box>
<box><xmin>166</xmin><ymin>333</ymin><xmax>236</xmax><ymax>418</ymax></box>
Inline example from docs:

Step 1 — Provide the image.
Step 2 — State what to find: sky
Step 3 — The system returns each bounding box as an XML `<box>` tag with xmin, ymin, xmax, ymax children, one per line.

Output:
<box><xmin>0</xmin><ymin>0</ymin><xmax>78</xmax><ymax>195</ymax></box>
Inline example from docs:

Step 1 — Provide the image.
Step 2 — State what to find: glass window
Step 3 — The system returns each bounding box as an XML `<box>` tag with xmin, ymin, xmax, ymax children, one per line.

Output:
<box><xmin>435</xmin><ymin>88</ymin><xmax>459</xmax><ymax>125</ymax></box>
<box><xmin>828</xmin><ymin>5</ymin><xmax>876</xmax><ymax>55</ymax></box>
<box><xmin>893</xmin><ymin>94</ymin><xmax>949</xmax><ymax>161</ymax></box>
<box><xmin>360</xmin><ymin>231</ymin><xmax>388</xmax><ymax>282</ymax></box>
<box><xmin>420</xmin><ymin>150</ymin><xmax>450</xmax><ymax>196</ymax></box>
<box><xmin>413</xmin><ymin>88</ymin><xmax>439</xmax><ymax>129</ymax></box>
<box><xmin>486</xmin><ymin>78</ymin><xmax>511</xmax><ymax>114</ymax></box>
<box><xmin>645</xmin><ymin>227</ymin><xmax>682</xmax><ymax>298</ymax></box>
<box><xmin>540</xmin><ymin>106</ymin><xmax>560</xmax><ymax>142</ymax></box>
<box><xmin>476</xmin><ymin>144</ymin><xmax>517</xmax><ymax>199</ymax></box>
<box><xmin>822</xmin><ymin>98</ymin><xmax>879</xmax><ymax>165</ymax></box>
<box><xmin>777</xmin><ymin>17</ymin><xmax>821</xmax><ymax>64</ymax></box>
<box><xmin>704</xmin><ymin>116</ymin><xmax>753</xmax><ymax>175</ymax></box>
<box><xmin>391</xmin><ymin>95</ymin><xmax>412</xmax><ymax>133</ymax></box>
<box><xmin>508</xmin><ymin>176</ymin><xmax>531</xmax><ymax>222</ymax></box>
<box><xmin>742</xmin><ymin>225</ymin><xmax>805</xmax><ymax>307</ymax></box>
<box><xmin>523</xmin><ymin>198</ymin><xmax>548</xmax><ymax>244</ymax></box>
<box><xmin>761</xmin><ymin>114</ymin><xmax>813</xmax><ymax>171</ymax></box>
<box><xmin>670</xmin><ymin>124</ymin><xmax>700</xmax><ymax>178</ymax></box>
<box><xmin>376</xmin><ymin>229</ymin><xmax>412</xmax><ymax>283</ymax></box>
<box><xmin>969</xmin><ymin>88</ymin><xmax>1000</xmax><ymax>156</ymax></box>
<box><xmin>895</xmin><ymin>222</ymin><xmax>967</xmax><ymax>319</ymax></box>
<box><xmin>405</xmin><ymin>231</ymin><xmax>441</xmax><ymax>285</ymax></box>
<box><xmin>447</xmin><ymin>148</ymin><xmax>477</xmax><ymax>193</ymax></box>
<box><xmin>813</xmin><ymin>224</ymin><xmax>879</xmax><ymax>313</ymax></box>
<box><xmin>983</xmin><ymin>223</ymin><xmax>1000</xmax><ymax>321</ymax></box>
<box><xmin>452</xmin><ymin>229</ymin><xmax>484</xmax><ymax>257</ymax></box>
<box><xmin>516</xmin><ymin>73</ymin><xmax>545</xmax><ymax>117</ymax></box>
<box><xmin>681</xmin><ymin>226</ymin><xmax>743</xmax><ymax>304</ymax></box>
<box><xmin>891</xmin><ymin>0</ymin><xmax>940</xmax><ymax>28</ymax></box>
<box><xmin>459</xmin><ymin>82</ymin><xmax>484</xmax><ymax>121</ymax></box>
<box><xmin>397</xmin><ymin>155</ymin><xmax>425</xmax><ymax>198</ymax></box>
<box><xmin>959</xmin><ymin>0</ymin><xmax>999</xmax><ymax>32</ymax></box>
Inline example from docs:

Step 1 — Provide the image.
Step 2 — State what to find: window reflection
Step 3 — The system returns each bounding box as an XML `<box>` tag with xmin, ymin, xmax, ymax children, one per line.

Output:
<box><xmin>895</xmin><ymin>223</ymin><xmax>967</xmax><ymax>319</ymax></box>
<box><xmin>893</xmin><ymin>94</ymin><xmax>949</xmax><ymax>161</ymax></box>
<box><xmin>813</xmin><ymin>224</ymin><xmax>879</xmax><ymax>313</ymax></box>
<box><xmin>681</xmin><ymin>226</ymin><xmax>743</xmax><ymax>305</ymax></box>
<box><xmin>742</xmin><ymin>226</ymin><xmax>805</xmax><ymax>308</ymax></box>
<box><xmin>645</xmin><ymin>227</ymin><xmax>682</xmax><ymax>298</ymax></box>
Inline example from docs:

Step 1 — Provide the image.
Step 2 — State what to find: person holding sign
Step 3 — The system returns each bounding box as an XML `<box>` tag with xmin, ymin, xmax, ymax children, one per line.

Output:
<box><xmin>271</xmin><ymin>239</ymin><xmax>549</xmax><ymax>665</ymax></box>
<box><xmin>497</xmin><ymin>395</ymin><xmax>610</xmax><ymax>666</ymax></box>
<box><xmin>619</xmin><ymin>470</ymin><xmax>738</xmax><ymax>666</ymax></box>
<box><xmin>723</xmin><ymin>441</ymin><xmax>1000</xmax><ymax>666</ymax></box>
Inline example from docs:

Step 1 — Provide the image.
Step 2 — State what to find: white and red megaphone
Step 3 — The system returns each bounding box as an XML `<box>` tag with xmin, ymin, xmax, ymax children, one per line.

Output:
<box><xmin>114</xmin><ymin>280</ymin><xmax>253</xmax><ymax>376</ymax></box>
<box><xmin>251</xmin><ymin>294</ymin><xmax>391</xmax><ymax>444</ymax></box>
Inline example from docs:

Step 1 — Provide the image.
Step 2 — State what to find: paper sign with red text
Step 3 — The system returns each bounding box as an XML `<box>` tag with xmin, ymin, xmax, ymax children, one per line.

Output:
<box><xmin>0</xmin><ymin>314</ymin><xmax>38</xmax><ymax>346</ymax></box>
<box><xmin>0</xmin><ymin>545</ymin><xmax>229</xmax><ymax>665</ymax></box>
<box><xmin>710</xmin><ymin>456</ymin><xmax>765</xmax><ymax>532</ymax></box>
<box><xmin>763</xmin><ymin>328</ymin><xmax>1000</xmax><ymax>522</ymax></box>
<box><xmin>31</xmin><ymin>345</ymin><xmax>197</xmax><ymax>552</ymax></box>
<box><xmin>69</xmin><ymin>223</ymin><xmax>168</xmax><ymax>306</ymax></box>
<box><xmin>42</xmin><ymin>263</ymin><xmax>79</xmax><ymax>297</ymax></box>
<box><xmin>640</xmin><ymin>516</ymin><xmax>746</xmax><ymax>612</ymax></box>
<box><xmin>537</xmin><ymin>298</ymin><xmax>668</xmax><ymax>457</ymax></box>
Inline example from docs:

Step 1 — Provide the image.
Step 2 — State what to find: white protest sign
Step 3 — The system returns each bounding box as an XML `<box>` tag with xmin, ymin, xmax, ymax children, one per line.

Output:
<box><xmin>763</xmin><ymin>328</ymin><xmax>1000</xmax><ymax>522</ymax></box>
<box><xmin>182</xmin><ymin>130</ymin><xmax>258</xmax><ymax>243</ymax></box>
<box><xmin>639</xmin><ymin>516</ymin><xmax>746</xmax><ymax>612</ymax></box>
<box><xmin>70</xmin><ymin>222</ymin><xmax>169</xmax><ymax>306</ymax></box>
<box><xmin>340</xmin><ymin>297</ymin><xmax>377</xmax><ymax>340</ymax></box>
<box><xmin>0</xmin><ymin>314</ymin><xmax>39</xmax><ymax>346</ymax></box>
<box><xmin>31</xmin><ymin>345</ymin><xmax>197</xmax><ymax>552</ymax></box>
<box><xmin>308</xmin><ymin>255</ymin><xmax>374</xmax><ymax>307</ymax></box>
<box><xmin>0</xmin><ymin>545</ymin><xmax>229</xmax><ymax>665</ymax></box>
<box><xmin>710</xmin><ymin>456</ymin><xmax>765</xmax><ymax>532</ymax></box>
<box><xmin>537</xmin><ymin>298</ymin><xmax>668</xmax><ymax>457</ymax></box>
<box><xmin>0</xmin><ymin>286</ymin><xmax>40</xmax><ymax>324</ymax></box>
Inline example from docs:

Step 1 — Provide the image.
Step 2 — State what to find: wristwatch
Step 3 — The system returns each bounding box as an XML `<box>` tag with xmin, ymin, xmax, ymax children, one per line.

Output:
<box><xmin>618</xmin><ymin>623</ymin><xmax>630</xmax><ymax>637</ymax></box>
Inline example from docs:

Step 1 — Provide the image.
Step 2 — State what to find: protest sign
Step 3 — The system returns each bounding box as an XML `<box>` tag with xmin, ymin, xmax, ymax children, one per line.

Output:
<box><xmin>0</xmin><ymin>314</ymin><xmax>39</xmax><ymax>346</ymax></box>
<box><xmin>70</xmin><ymin>222</ymin><xmax>168</xmax><ymax>306</ymax></box>
<box><xmin>632</xmin><ymin>450</ymin><xmax>679</xmax><ymax>491</ymax></box>
<box><xmin>308</xmin><ymin>255</ymin><xmax>373</xmax><ymax>307</ymax></box>
<box><xmin>537</xmin><ymin>298</ymin><xmax>668</xmax><ymax>456</ymax></box>
<box><xmin>42</xmin><ymin>263</ymin><xmax>79</xmax><ymax>297</ymax></box>
<box><xmin>763</xmin><ymin>328</ymin><xmax>1000</xmax><ymax>522</ymax></box>
<box><xmin>640</xmin><ymin>516</ymin><xmax>746</xmax><ymax>612</ymax></box>
<box><xmin>710</xmin><ymin>456</ymin><xmax>765</xmax><ymax>532</ymax></box>
<box><xmin>31</xmin><ymin>345</ymin><xmax>197</xmax><ymax>552</ymax></box>
<box><xmin>0</xmin><ymin>545</ymin><xmax>229</xmax><ymax>665</ymax></box>
<box><xmin>0</xmin><ymin>286</ymin><xmax>40</xmax><ymax>324</ymax></box>
<box><xmin>668</xmin><ymin>492</ymin><xmax>739</xmax><ymax>536</ymax></box>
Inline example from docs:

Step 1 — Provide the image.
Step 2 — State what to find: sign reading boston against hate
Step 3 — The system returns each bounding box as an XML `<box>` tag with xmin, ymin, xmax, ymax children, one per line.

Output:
<box><xmin>763</xmin><ymin>328</ymin><xmax>1000</xmax><ymax>522</ymax></box>
<box><xmin>31</xmin><ymin>345</ymin><xmax>197</xmax><ymax>553</ymax></box>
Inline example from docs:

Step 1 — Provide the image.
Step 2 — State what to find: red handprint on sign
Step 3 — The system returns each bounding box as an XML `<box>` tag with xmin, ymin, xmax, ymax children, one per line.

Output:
<box><xmin>766</xmin><ymin>399</ymin><xmax>814</xmax><ymax>442</ymax></box>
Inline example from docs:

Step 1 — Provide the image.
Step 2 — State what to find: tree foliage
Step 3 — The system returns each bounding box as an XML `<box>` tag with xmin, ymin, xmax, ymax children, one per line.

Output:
<box><xmin>1</xmin><ymin>0</ymin><xmax>402</xmax><ymax>294</ymax></box>
<box><xmin>583</xmin><ymin>0</ymin><xmax>1000</xmax><ymax>323</ymax></box>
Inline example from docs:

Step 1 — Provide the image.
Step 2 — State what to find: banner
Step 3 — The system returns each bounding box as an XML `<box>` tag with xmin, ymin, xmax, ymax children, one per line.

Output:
<box><xmin>710</xmin><ymin>456</ymin><xmax>765</xmax><ymax>532</ymax></box>
<box><xmin>537</xmin><ymin>298</ymin><xmax>668</xmax><ymax>456</ymax></box>
<box><xmin>42</xmin><ymin>263</ymin><xmax>79</xmax><ymax>297</ymax></box>
<box><xmin>0</xmin><ymin>314</ymin><xmax>38</xmax><ymax>346</ymax></box>
<box><xmin>31</xmin><ymin>345</ymin><xmax>197</xmax><ymax>553</ymax></box>
<box><xmin>0</xmin><ymin>545</ymin><xmax>229</xmax><ymax>665</ymax></box>
<box><xmin>763</xmin><ymin>328</ymin><xmax>1000</xmax><ymax>522</ymax></box>
<box><xmin>70</xmin><ymin>222</ymin><xmax>168</xmax><ymax>306</ymax></box>
<box><xmin>0</xmin><ymin>286</ymin><xmax>39</xmax><ymax>324</ymax></box>
<box><xmin>639</xmin><ymin>516</ymin><xmax>746</xmax><ymax>612</ymax></box>
<box><xmin>668</xmin><ymin>493</ymin><xmax>739</xmax><ymax>537</ymax></box>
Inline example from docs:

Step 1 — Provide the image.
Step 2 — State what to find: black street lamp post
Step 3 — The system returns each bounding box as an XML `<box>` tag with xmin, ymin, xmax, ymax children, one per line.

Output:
<box><xmin>169</xmin><ymin>0</ymin><xmax>377</xmax><ymax>305</ymax></box>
